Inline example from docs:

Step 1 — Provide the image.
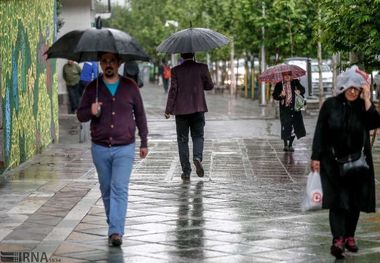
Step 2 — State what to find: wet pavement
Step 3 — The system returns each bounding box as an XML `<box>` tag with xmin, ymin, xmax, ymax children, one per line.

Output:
<box><xmin>1</xmin><ymin>83</ymin><xmax>380</xmax><ymax>263</ymax></box>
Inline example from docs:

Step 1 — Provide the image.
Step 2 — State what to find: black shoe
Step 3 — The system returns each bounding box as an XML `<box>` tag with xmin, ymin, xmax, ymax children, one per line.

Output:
<box><xmin>330</xmin><ymin>237</ymin><xmax>345</xmax><ymax>259</ymax></box>
<box><xmin>283</xmin><ymin>146</ymin><xmax>289</xmax><ymax>152</ymax></box>
<box><xmin>193</xmin><ymin>159</ymin><xmax>204</xmax><ymax>177</ymax></box>
<box><xmin>181</xmin><ymin>173</ymin><xmax>190</xmax><ymax>181</ymax></box>
<box><xmin>288</xmin><ymin>146</ymin><xmax>294</xmax><ymax>152</ymax></box>
<box><xmin>108</xmin><ymin>234</ymin><xmax>122</xmax><ymax>247</ymax></box>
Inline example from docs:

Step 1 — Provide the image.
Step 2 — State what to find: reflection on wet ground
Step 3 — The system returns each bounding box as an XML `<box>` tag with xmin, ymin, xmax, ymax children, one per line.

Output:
<box><xmin>0</xmin><ymin>84</ymin><xmax>380</xmax><ymax>262</ymax></box>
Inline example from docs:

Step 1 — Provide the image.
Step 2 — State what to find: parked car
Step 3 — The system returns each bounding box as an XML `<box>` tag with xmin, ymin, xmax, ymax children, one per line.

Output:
<box><xmin>284</xmin><ymin>57</ymin><xmax>332</xmax><ymax>97</ymax></box>
<box><xmin>311</xmin><ymin>61</ymin><xmax>333</xmax><ymax>96</ymax></box>
<box><xmin>374</xmin><ymin>71</ymin><xmax>380</xmax><ymax>87</ymax></box>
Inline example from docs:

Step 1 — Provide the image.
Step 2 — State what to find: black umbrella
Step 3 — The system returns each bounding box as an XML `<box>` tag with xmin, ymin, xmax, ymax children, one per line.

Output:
<box><xmin>46</xmin><ymin>26</ymin><xmax>150</xmax><ymax>62</ymax></box>
<box><xmin>156</xmin><ymin>27</ymin><xmax>229</xmax><ymax>54</ymax></box>
<box><xmin>46</xmin><ymin>19</ymin><xmax>150</xmax><ymax>116</ymax></box>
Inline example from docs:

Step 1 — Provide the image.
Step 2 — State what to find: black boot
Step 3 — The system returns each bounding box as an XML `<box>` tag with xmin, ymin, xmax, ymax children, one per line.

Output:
<box><xmin>283</xmin><ymin>140</ymin><xmax>289</xmax><ymax>152</ymax></box>
<box><xmin>330</xmin><ymin>237</ymin><xmax>345</xmax><ymax>259</ymax></box>
<box><xmin>288</xmin><ymin>136</ymin><xmax>295</xmax><ymax>152</ymax></box>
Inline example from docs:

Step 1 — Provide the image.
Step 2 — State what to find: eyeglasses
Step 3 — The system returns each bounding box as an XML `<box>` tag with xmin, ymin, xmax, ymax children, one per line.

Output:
<box><xmin>348</xmin><ymin>87</ymin><xmax>361</xmax><ymax>93</ymax></box>
<box><xmin>100</xmin><ymin>59</ymin><xmax>118</xmax><ymax>66</ymax></box>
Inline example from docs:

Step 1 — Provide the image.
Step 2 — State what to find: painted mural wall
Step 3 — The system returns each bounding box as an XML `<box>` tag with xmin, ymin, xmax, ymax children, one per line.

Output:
<box><xmin>0</xmin><ymin>0</ymin><xmax>58</xmax><ymax>173</ymax></box>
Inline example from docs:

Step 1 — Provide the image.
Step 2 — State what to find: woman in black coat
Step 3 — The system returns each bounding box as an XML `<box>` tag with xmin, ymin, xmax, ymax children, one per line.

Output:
<box><xmin>272</xmin><ymin>71</ymin><xmax>306</xmax><ymax>151</ymax></box>
<box><xmin>311</xmin><ymin>66</ymin><xmax>380</xmax><ymax>259</ymax></box>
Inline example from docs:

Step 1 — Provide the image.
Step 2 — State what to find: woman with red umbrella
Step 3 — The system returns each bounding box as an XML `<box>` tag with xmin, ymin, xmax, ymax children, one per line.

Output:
<box><xmin>272</xmin><ymin>70</ymin><xmax>306</xmax><ymax>152</ymax></box>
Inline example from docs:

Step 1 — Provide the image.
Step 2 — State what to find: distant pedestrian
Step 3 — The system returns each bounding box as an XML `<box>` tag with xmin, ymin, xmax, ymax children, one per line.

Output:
<box><xmin>162</xmin><ymin>60</ymin><xmax>171</xmax><ymax>93</ymax></box>
<box><xmin>123</xmin><ymin>61</ymin><xmax>143</xmax><ymax>88</ymax></box>
<box><xmin>77</xmin><ymin>52</ymin><xmax>148</xmax><ymax>247</ymax></box>
<box><xmin>63</xmin><ymin>60</ymin><xmax>81</xmax><ymax>113</ymax></box>
<box><xmin>272</xmin><ymin>71</ymin><xmax>306</xmax><ymax>151</ymax></box>
<box><xmin>79</xmin><ymin>61</ymin><xmax>98</xmax><ymax>95</ymax></box>
<box><xmin>165</xmin><ymin>53</ymin><xmax>214</xmax><ymax>181</ymax></box>
<box><xmin>310</xmin><ymin>65</ymin><xmax>380</xmax><ymax>259</ymax></box>
<box><xmin>158</xmin><ymin>61</ymin><xmax>163</xmax><ymax>86</ymax></box>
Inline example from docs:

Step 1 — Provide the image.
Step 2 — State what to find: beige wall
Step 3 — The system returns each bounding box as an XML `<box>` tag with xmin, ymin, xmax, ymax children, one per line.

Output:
<box><xmin>57</xmin><ymin>0</ymin><xmax>94</xmax><ymax>113</ymax></box>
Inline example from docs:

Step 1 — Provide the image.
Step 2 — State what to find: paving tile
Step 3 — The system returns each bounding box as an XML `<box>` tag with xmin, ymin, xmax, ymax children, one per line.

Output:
<box><xmin>3</xmin><ymin>222</ymin><xmax>54</xmax><ymax>241</ymax></box>
<box><xmin>60</xmin><ymin>249</ymin><xmax>109</xmax><ymax>261</ymax></box>
<box><xmin>1</xmin><ymin>84</ymin><xmax>380</xmax><ymax>262</ymax></box>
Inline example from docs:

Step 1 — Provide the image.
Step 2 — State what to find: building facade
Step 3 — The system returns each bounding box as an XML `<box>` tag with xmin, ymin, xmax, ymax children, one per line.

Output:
<box><xmin>0</xmin><ymin>0</ymin><xmax>97</xmax><ymax>174</ymax></box>
<box><xmin>57</xmin><ymin>0</ymin><xmax>95</xmax><ymax>113</ymax></box>
<box><xmin>0</xmin><ymin>0</ymin><xmax>58</xmax><ymax>173</ymax></box>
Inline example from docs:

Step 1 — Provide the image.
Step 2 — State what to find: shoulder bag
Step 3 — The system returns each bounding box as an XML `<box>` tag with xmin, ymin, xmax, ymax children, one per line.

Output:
<box><xmin>333</xmin><ymin>131</ymin><xmax>369</xmax><ymax>177</ymax></box>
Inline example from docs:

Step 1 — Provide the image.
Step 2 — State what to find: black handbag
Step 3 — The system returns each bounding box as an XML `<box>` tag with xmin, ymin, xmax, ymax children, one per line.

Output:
<box><xmin>333</xmin><ymin>130</ymin><xmax>370</xmax><ymax>177</ymax></box>
<box><xmin>335</xmin><ymin>150</ymin><xmax>369</xmax><ymax>177</ymax></box>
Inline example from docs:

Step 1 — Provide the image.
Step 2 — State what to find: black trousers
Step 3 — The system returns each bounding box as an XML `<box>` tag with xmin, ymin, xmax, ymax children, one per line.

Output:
<box><xmin>329</xmin><ymin>208</ymin><xmax>360</xmax><ymax>240</ymax></box>
<box><xmin>79</xmin><ymin>80</ymin><xmax>90</xmax><ymax>95</ymax></box>
<box><xmin>67</xmin><ymin>83</ymin><xmax>82</xmax><ymax>113</ymax></box>
<box><xmin>163</xmin><ymin>78</ymin><xmax>169</xmax><ymax>93</ymax></box>
<box><xmin>175</xmin><ymin>112</ymin><xmax>205</xmax><ymax>175</ymax></box>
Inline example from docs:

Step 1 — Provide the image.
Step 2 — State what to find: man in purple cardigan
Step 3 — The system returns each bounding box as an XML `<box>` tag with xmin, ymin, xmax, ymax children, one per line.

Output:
<box><xmin>77</xmin><ymin>52</ymin><xmax>148</xmax><ymax>247</ymax></box>
<box><xmin>165</xmin><ymin>53</ymin><xmax>214</xmax><ymax>181</ymax></box>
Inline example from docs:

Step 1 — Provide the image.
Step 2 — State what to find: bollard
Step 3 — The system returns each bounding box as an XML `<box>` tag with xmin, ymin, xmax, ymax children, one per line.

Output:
<box><xmin>79</xmin><ymin>121</ymin><xmax>90</xmax><ymax>143</ymax></box>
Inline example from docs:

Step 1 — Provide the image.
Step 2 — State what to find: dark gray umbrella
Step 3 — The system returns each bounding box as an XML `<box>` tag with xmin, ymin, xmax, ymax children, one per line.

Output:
<box><xmin>46</xmin><ymin>21</ymin><xmax>150</xmax><ymax>116</ymax></box>
<box><xmin>156</xmin><ymin>27</ymin><xmax>229</xmax><ymax>54</ymax></box>
<box><xmin>46</xmin><ymin>27</ymin><xmax>150</xmax><ymax>62</ymax></box>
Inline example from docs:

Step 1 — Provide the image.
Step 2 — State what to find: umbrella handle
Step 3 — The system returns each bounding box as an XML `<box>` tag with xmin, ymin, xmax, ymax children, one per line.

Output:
<box><xmin>95</xmin><ymin>16</ymin><xmax>102</xmax><ymax>29</ymax></box>
<box><xmin>95</xmin><ymin>72</ymin><xmax>101</xmax><ymax>117</ymax></box>
<box><xmin>95</xmin><ymin>105</ymin><xmax>101</xmax><ymax>117</ymax></box>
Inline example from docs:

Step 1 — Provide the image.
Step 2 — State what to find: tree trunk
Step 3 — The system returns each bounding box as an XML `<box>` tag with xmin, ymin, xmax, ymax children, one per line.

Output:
<box><xmin>288</xmin><ymin>20</ymin><xmax>294</xmax><ymax>56</ymax></box>
<box><xmin>317</xmin><ymin>39</ymin><xmax>324</xmax><ymax>108</ymax></box>
<box><xmin>332</xmin><ymin>53</ymin><xmax>338</xmax><ymax>97</ymax></box>
<box><xmin>215</xmin><ymin>62</ymin><xmax>220</xmax><ymax>86</ymax></box>
<box><xmin>317</xmin><ymin>8</ymin><xmax>323</xmax><ymax>108</ymax></box>
<box><xmin>230</xmin><ymin>39</ymin><xmax>236</xmax><ymax>96</ymax></box>
<box><xmin>251</xmin><ymin>56</ymin><xmax>256</xmax><ymax>99</ymax></box>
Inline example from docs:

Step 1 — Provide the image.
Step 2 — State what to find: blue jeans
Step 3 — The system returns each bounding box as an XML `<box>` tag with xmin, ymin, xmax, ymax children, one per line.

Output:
<box><xmin>91</xmin><ymin>143</ymin><xmax>135</xmax><ymax>236</ymax></box>
<box><xmin>175</xmin><ymin>112</ymin><xmax>205</xmax><ymax>175</ymax></box>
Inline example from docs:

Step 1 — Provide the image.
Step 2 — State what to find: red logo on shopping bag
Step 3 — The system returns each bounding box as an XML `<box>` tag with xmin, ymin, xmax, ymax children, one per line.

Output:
<box><xmin>312</xmin><ymin>192</ymin><xmax>322</xmax><ymax>203</ymax></box>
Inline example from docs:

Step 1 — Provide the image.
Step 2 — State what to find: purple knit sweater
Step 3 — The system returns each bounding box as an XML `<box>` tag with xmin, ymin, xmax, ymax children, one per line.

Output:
<box><xmin>77</xmin><ymin>76</ymin><xmax>148</xmax><ymax>148</ymax></box>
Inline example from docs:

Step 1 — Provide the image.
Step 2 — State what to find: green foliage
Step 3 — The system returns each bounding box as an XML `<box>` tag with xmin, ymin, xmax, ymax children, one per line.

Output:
<box><xmin>319</xmin><ymin>0</ymin><xmax>380</xmax><ymax>69</ymax></box>
<box><xmin>105</xmin><ymin>0</ymin><xmax>379</xmax><ymax>69</ymax></box>
<box><xmin>105</xmin><ymin>0</ymin><xmax>233</xmax><ymax>62</ymax></box>
<box><xmin>105</xmin><ymin>1</ymin><xmax>171</xmax><ymax>63</ymax></box>
<box><xmin>265</xmin><ymin>0</ymin><xmax>318</xmax><ymax>61</ymax></box>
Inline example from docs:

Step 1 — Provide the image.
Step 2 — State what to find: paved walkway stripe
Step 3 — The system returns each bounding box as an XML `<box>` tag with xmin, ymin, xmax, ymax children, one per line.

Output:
<box><xmin>33</xmin><ymin>185</ymin><xmax>100</xmax><ymax>258</ymax></box>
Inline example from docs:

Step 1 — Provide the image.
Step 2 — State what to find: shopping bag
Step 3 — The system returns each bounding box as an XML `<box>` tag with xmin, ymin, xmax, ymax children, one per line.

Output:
<box><xmin>301</xmin><ymin>171</ymin><xmax>323</xmax><ymax>211</ymax></box>
<box><xmin>294</xmin><ymin>94</ymin><xmax>305</xmax><ymax>111</ymax></box>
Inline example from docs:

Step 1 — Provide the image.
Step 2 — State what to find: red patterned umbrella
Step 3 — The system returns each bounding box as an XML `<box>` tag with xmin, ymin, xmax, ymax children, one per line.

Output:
<box><xmin>259</xmin><ymin>64</ymin><xmax>306</xmax><ymax>83</ymax></box>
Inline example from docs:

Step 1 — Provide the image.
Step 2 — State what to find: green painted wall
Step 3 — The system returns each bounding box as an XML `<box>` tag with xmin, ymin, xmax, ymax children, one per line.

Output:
<box><xmin>0</xmin><ymin>0</ymin><xmax>58</xmax><ymax>173</ymax></box>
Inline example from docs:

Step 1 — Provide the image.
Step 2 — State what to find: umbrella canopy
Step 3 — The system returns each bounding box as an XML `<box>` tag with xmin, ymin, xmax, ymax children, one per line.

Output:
<box><xmin>156</xmin><ymin>27</ymin><xmax>229</xmax><ymax>54</ymax></box>
<box><xmin>259</xmin><ymin>64</ymin><xmax>306</xmax><ymax>83</ymax></box>
<box><xmin>46</xmin><ymin>27</ymin><xmax>150</xmax><ymax>62</ymax></box>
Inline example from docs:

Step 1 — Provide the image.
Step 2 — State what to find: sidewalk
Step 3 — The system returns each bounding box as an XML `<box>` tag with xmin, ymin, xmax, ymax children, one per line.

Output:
<box><xmin>0</xmin><ymin>83</ymin><xmax>379</xmax><ymax>262</ymax></box>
